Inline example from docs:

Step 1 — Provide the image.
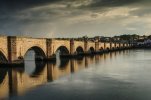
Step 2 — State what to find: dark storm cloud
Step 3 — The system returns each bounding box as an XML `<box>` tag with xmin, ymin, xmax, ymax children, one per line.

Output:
<box><xmin>0</xmin><ymin>0</ymin><xmax>62</xmax><ymax>21</ymax></box>
<box><xmin>0</xmin><ymin>0</ymin><xmax>142</xmax><ymax>11</ymax></box>
<box><xmin>0</xmin><ymin>0</ymin><xmax>151</xmax><ymax>37</ymax></box>
<box><xmin>0</xmin><ymin>0</ymin><xmax>145</xmax><ymax>23</ymax></box>
<box><xmin>0</xmin><ymin>0</ymin><xmax>62</xmax><ymax>11</ymax></box>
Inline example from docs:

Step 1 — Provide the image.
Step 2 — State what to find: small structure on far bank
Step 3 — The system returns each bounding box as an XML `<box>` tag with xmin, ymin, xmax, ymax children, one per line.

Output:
<box><xmin>134</xmin><ymin>39</ymin><xmax>151</xmax><ymax>48</ymax></box>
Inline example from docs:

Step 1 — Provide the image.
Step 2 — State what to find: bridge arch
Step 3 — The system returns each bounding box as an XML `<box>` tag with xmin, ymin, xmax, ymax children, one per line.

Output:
<box><xmin>88</xmin><ymin>47</ymin><xmax>95</xmax><ymax>53</ymax></box>
<box><xmin>99</xmin><ymin>47</ymin><xmax>104</xmax><ymax>51</ymax></box>
<box><xmin>24</xmin><ymin>46</ymin><xmax>46</xmax><ymax>60</ymax></box>
<box><xmin>55</xmin><ymin>46</ymin><xmax>70</xmax><ymax>56</ymax></box>
<box><xmin>0</xmin><ymin>50</ymin><xmax>8</xmax><ymax>63</ymax></box>
<box><xmin>105</xmin><ymin>47</ymin><xmax>110</xmax><ymax>51</ymax></box>
<box><xmin>76</xmin><ymin>46</ymin><xmax>84</xmax><ymax>55</ymax></box>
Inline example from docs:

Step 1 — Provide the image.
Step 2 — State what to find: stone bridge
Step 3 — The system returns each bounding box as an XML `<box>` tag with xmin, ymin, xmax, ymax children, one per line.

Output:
<box><xmin>0</xmin><ymin>36</ymin><xmax>132</xmax><ymax>64</ymax></box>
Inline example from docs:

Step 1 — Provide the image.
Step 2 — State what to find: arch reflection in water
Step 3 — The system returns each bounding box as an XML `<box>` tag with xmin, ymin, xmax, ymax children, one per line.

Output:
<box><xmin>71</xmin><ymin>56</ymin><xmax>85</xmax><ymax>73</ymax></box>
<box><xmin>8</xmin><ymin>64</ymin><xmax>47</xmax><ymax>96</ymax></box>
<box><xmin>47</xmin><ymin>58</ymin><xmax>70</xmax><ymax>81</ymax></box>
<box><xmin>0</xmin><ymin>52</ymin><xmax>108</xmax><ymax>99</ymax></box>
<box><xmin>95</xmin><ymin>55</ymin><xmax>101</xmax><ymax>64</ymax></box>
<box><xmin>24</xmin><ymin>50</ymin><xmax>36</xmax><ymax>75</ymax></box>
<box><xmin>55</xmin><ymin>49</ymin><xmax>70</xmax><ymax>68</ymax></box>
<box><xmin>0</xmin><ymin>68</ymin><xmax>9</xmax><ymax>99</ymax></box>
<box><xmin>86</xmin><ymin>55</ymin><xmax>95</xmax><ymax>66</ymax></box>
<box><xmin>24</xmin><ymin>50</ymin><xmax>46</xmax><ymax>77</ymax></box>
<box><xmin>56</xmin><ymin>50</ymin><xmax>61</xmax><ymax>67</ymax></box>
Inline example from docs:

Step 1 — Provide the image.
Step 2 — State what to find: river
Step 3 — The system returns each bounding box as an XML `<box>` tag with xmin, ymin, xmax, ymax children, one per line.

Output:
<box><xmin>0</xmin><ymin>49</ymin><xmax>151</xmax><ymax>100</ymax></box>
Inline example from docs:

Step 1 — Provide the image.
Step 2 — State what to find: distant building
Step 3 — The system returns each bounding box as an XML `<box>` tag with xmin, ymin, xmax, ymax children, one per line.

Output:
<box><xmin>144</xmin><ymin>39</ymin><xmax>151</xmax><ymax>46</ymax></box>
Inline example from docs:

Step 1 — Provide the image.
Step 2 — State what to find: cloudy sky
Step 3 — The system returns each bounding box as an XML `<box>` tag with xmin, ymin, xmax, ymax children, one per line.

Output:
<box><xmin>0</xmin><ymin>0</ymin><xmax>151</xmax><ymax>37</ymax></box>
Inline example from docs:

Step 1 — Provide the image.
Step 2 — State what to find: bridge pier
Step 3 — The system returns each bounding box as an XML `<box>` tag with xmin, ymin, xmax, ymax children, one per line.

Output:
<box><xmin>95</xmin><ymin>41</ymin><xmax>101</xmax><ymax>54</ymax></box>
<box><xmin>7</xmin><ymin>36</ymin><xmax>23</xmax><ymax>64</ymax></box>
<box><xmin>46</xmin><ymin>39</ymin><xmax>56</xmax><ymax>61</ymax></box>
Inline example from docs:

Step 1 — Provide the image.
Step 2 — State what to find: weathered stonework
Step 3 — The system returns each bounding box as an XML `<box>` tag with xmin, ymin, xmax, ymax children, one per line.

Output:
<box><xmin>0</xmin><ymin>36</ymin><xmax>8</xmax><ymax>60</ymax></box>
<box><xmin>0</xmin><ymin>36</ymin><xmax>131</xmax><ymax>64</ymax></box>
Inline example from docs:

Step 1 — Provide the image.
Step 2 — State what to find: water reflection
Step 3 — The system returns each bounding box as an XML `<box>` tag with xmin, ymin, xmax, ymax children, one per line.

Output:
<box><xmin>0</xmin><ymin>68</ymin><xmax>9</xmax><ymax>99</ymax></box>
<box><xmin>0</xmin><ymin>50</ymin><xmax>119</xmax><ymax>99</ymax></box>
<box><xmin>24</xmin><ymin>50</ymin><xmax>36</xmax><ymax>75</ymax></box>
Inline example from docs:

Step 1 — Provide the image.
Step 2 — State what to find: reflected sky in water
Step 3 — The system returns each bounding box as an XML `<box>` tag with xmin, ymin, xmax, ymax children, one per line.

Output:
<box><xmin>24</xmin><ymin>50</ymin><xmax>36</xmax><ymax>75</ymax></box>
<box><xmin>1</xmin><ymin>49</ymin><xmax>151</xmax><ymax>100</ymax></box>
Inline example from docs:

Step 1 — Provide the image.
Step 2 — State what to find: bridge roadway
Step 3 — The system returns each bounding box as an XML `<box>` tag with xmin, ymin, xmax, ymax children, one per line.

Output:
<box><xmin>0</xmin><ymin>36</ymin><xmax>132</xmax><ymax>64</ymax></box>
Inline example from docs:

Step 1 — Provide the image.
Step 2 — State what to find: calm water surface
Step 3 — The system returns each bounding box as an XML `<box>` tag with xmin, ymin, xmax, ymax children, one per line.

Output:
<box><xmin>1</xmin><ymin>49</ymin><xmax>151</xmax><ymax>100</ymax></box>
